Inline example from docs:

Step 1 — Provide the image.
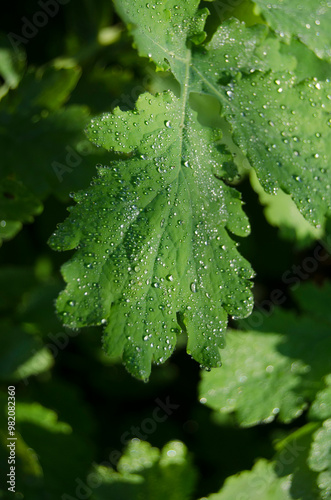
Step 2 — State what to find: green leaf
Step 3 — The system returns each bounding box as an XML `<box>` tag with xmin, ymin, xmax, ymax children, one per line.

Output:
<box><xmin>13</xmin><ymin>348</ymin><xmax>54</xmax><ymax>382</ymax></box>
<box><xmin>0</xmin><ymin>320</ymin><xmax>53</xmax><ymax>381</ymax></box>
<box><xmin>199</xmin><ymin>282</ymin><xmax>331</xmax><ymax>426</ymax></box>
<box><xmin>249</xmin><ymin>170</ymin><xmax>324</xmax><ymax>248</ymax></box>
<box><xmin>0</xmin><ymin>61</ymin><xmax>109</xmax><ymax>212</ymax></box>
<box><xmin>12</xmin><ymin>402</ymin><xmax>94</xmax><ymax>499</ymax></box>
<box><xmin>201</xmin><ymin>459</ymin><xmax>292</xmax><ymax>500</ymax></box>
<box><xmin>0</xmin><ymin>265</ymin><xmax>65</xmax><ymax>382</ymax></box>
<box><xmin>0</xmin><ymin>178</ymin><xmax>43</xmax><ymax>237</ymax></box>
<box><xmin>63</xmin><ymin>0</ymin><xmax>114</xmax><ymax>57</ymax></box>
<box><xmin>273</xmin><ymin>422</ymin><xmax>322</xmax><ymax>500</ymax></box>
<box><xmin>309</xmin><ymin>375</ymin><xmax>331</xmax><ymax>421</ymax></box>
<box><xmin>0</xmin><ymin>266</ymin><xmax>37</xmax><ymax>312</ymax></box>
<box><xmin>8</xmin><ymin>62</ymin><xmax>81</xmax><ymax>113</ymax></box>
<box><xmin>284</xmin><ymin>39</ymin><xmax>331</xmax><ymax>82</ymax></box>
<box><xmin>0</xmin><ymin>220</ymin><xmax>22</xmax><ymax>245</ymax></box>
<box><xmin>254</xmin><ymin>0</ymin><xmax>331</xmax><ymax>61</ymax></box>
<box><xmin>0</xmin><ymin>34</ymin><xmax>25</xmax><ymax>99</ymax></box>
<box><xmin>50</xmin><ymin>7</ymin><xmax>274</xmax><ymax>380</ymax></box>
<box><xmin>308</xmin><ymin>419</ymin><xmax>331</xmax><ymax>499</ymax></box>
<box><xmin>199</xmin><ymin>327</ymin><xmax>308</xmax><ymax>426</ymax></box>
<box><xmin>50</xmin><ymin>89</ymin><xmax>254</xmax><ymax>380</ymax></box>
<box><xmin>220</xmin><ymin>73</ymin><xmax>331</xmax><ymax>226</ymax></box>
<box><xmin>113</xmin><ymin>0</ymin><xmax>207</xmax><ymax>77</ymax></box>
<box><xmin>15</xmin><ymin>402</ymin><xmax>72</xmax><ymax>433</ymax></box>
<box><xmin>93</xmin><ymin>439</ymin><xmax>196</xmax><ymax>500</ymax></box>
<box><xmin>292</xmin><ymin>281</ymin><xmax>331</xmax><ymax>324</ymax></box>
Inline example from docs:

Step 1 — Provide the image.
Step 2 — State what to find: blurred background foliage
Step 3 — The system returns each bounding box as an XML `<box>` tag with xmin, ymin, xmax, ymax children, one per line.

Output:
<box><xmin>0</xmin><ymin>0</ymin><xmax>331</xmax><ymax>499</ymax></box>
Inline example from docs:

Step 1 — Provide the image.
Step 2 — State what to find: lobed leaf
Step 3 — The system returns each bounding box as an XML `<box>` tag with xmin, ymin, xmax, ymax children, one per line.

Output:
<box><xmin>50</xmin><ymin>91</ymin><xmax>254</xmax><ymax>379</ymax></box>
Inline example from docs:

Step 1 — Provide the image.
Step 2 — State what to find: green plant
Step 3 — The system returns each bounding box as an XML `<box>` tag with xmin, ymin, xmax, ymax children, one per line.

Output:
<box><xmin>50</xmin><ymin>0</ymin><xmax>331</xmax><ymax>379</ymax></box>
<box><xmin>0</xmin><ymin>0</ymin><xmax>331</xmax><ymax>499</ymax></box>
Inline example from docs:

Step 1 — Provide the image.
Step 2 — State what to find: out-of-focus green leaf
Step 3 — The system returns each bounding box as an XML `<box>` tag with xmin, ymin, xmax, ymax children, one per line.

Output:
<box><xmin>64</xmin><ymin>0</ymin><xmax>114</xmax><ymax>57</ymax></box>
<box><xmin>0</xmin><ymin>320</ymin><xmax>53</xmax><ymax>381</ymax></box>
<box><xmin>283</xmin><ymin>39</ymin><xmax>331</xmax><ymax>82</ymax></box>
<box><xmin>12</xmin><ymin>348</ymin><xmax>53</xmax><ymax>381</ymax></box>
<box><xmin>16</xmin><ymin>402</ymin><xmax>72</xmax><ymax>433</ymax></box>
<box><xmin>0</xmin><ymin>60</ymin><xmax>111</xmax><ymax>244</ymax></box>
<box><xmin>310</xmin><ymin>375</ymin><xmax>331</xmax><ymax>421</ymax></box>
<box><xmin>308</xmin><ymin>419</ymin><xmax>331</xmax><ymax>498</ymax></box>
<box><xmin>0</xmin><ymin>178</ymin><xmax>43</xmax><ymax>222</ymax></box>
<box><xmin>0</xmin><ymin>34</ymin><xmax>25</xmax><ymax>98</ymax></box>
<box><xmin>13</xmin><ymin>402</ymin><xmax>94</xmax><ymax>499</ymax></box>
<box><xmin>93</xmin><ymin>439</ymin><xmax>196</xmax><ymax>500</ymax></box>
<box><xmin>274</xmin><ymin>422</ymin><xmax>322</xmax><ymax>500</ymax></box>
<box><xmin>199</xmin><ymin>283</ymin><xmax>331</xmax><ymax>426</ymax></box>
<box><xmin>0</xmin><ymin>219</ymin><xmax>21</xmax><ymax>245</ymax></box>
<box><xmin>201</xmin><ymin>459</ymin><xmax>292</xmax><ymax>500</ymax></box>
<box><xmin>0</xmin><ymin>266</ymin><xmax>36</xmax><ymax>312</ymax></box>
<box><xmin>293</xmin><ymin>281</ymin><xmax>331</xmax><ymax>324</ymax></box>
<box><xmin>199</xmin><ymin>327</ymin><xmax>307</xmax><ymax>426</ymax></box>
